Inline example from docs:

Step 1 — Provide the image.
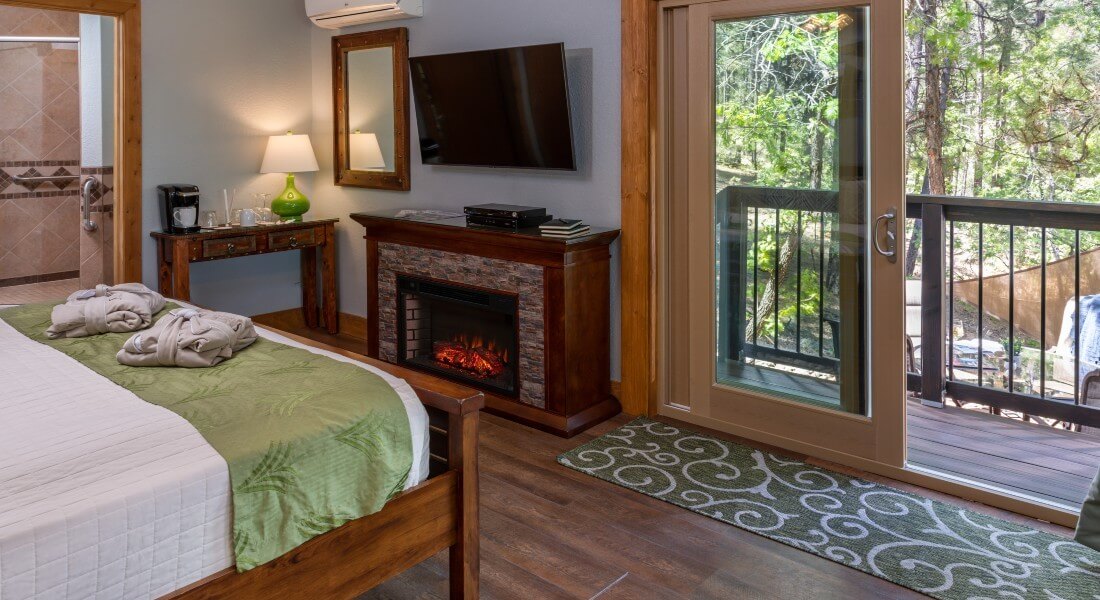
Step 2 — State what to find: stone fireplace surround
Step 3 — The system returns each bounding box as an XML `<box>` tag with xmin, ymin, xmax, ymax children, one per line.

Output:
<box><xmin>355</xmin><ymin>211</ymin><xmax>621</xmax><ymax>437</ymax></box>
<box><xmin>377</xmin><ymin>243</ymin><xmax>548</xmax><ymax>409</ymax></box>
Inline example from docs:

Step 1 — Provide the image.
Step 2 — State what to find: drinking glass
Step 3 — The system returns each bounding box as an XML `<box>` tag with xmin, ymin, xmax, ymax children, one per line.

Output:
<box><xmin>201</xmin><ymin>210</ymin><xmax>219</xmax><ymax>229</ymax></box>
<box><xmin>253</xmin><ymin>193</ymin><xmax>274</xmax><ymax>224</ymax></box>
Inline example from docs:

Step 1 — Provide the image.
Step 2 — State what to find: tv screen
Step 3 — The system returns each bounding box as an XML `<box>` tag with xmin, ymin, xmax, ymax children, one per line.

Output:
<box><xmin>410</xmin><ymin>43</ymin><xmax>576</xmax><ymax>170</ymax></box>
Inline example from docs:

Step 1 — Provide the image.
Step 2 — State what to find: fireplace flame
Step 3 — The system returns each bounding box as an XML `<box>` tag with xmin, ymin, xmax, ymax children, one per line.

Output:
<box><xmin>433</xmin><ymin>335</ymin><xmax>508</xmax><ymax>378</ymax></box>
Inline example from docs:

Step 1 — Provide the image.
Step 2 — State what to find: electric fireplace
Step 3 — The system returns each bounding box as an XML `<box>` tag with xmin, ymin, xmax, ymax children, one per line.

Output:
<box><xmin>397</xmin><ymin>275</ymin><xmax>520</xmax><ymax>397</ymax></box>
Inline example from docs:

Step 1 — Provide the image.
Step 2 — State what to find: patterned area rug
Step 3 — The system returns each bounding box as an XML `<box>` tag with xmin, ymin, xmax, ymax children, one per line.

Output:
<box><xmin>558</xmin><ymin>418</ymin><xmax>1100</xmax><ymax>599</ymax></box>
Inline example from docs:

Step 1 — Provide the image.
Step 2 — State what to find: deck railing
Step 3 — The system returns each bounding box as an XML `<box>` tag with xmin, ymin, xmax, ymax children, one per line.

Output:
<box><xmin>907</xmin><ymin>195</ymin><xmax>1100</xmax><ymax>430</ymax></box>
<box><xmin>722</xmin><ymin>184</ymin><xmax>1100</xmax><ymax>430</ymax></box>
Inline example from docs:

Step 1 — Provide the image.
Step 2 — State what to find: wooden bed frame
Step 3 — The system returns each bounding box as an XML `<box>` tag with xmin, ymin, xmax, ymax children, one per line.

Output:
<box><xmin>163</xmin><ymin>330</ymin><xmax>484</xmax><ymax>600</ymax></box>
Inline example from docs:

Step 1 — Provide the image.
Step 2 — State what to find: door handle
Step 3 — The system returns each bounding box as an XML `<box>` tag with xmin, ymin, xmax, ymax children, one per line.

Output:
<box><xmin>873</xmin><ymin>208</ymin><xmax>897</xmax><ymax>263</ymax></box>
<box><xmin>81</xmin><ymin>177</ymin><xmax>98</xmax><ymax>232</ymax></box>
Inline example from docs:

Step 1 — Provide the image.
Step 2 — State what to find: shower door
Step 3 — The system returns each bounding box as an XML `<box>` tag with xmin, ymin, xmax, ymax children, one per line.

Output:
<box><xmin>0</xmin><ymin>8</ymin><xmax>116</xmax><ymax>303</ymax></box>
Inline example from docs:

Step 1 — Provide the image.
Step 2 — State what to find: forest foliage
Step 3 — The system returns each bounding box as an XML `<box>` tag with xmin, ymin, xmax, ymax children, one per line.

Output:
<box><xmin>716</xmin><ymin>0</ymin><xmax>1100</xmax><ymax>352</ymax></box>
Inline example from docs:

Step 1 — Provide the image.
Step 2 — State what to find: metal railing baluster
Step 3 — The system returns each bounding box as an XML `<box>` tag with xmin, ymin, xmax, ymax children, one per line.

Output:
<box><xmin>819</xmin><ymin>211</ymin><xmax>825</xmax><ymax>358</ymax></box>
<box><xmin>1008</xmin><ymin>226</ymin><xmax>1015</xmax><ymax>394</ymax></box>
<box><xmin>796</xmin><ymin>210</ymin><xmax>803</xmax><ymax>354</ymax></box>
<box><xmin>1075</xmin><ymin>229</ymin><xmax>1081</xmax><ymax>405</ymax></box>
<box><xmin>949</xmin><ymin>221</ymin><xmax>956</xmax><ymax>383</ymax></box>
<box><xmin>753</xmin><ymin>207</ymin><xmax>759</xmax><ymax>347</ymax></box>
<box><xmin>1041</xmin><ymin>227</ymin><xmax>1047</xmax><ymax>399</ymax></box>
<box><xmin>978</xmin><ymin>223</ymin><xmax>984</xmax><ymax>388</ymax></box>
<box><xmin>774</xmin><ymin>209</ymin><xmax>780</xmax><ymax>350</ymax></box>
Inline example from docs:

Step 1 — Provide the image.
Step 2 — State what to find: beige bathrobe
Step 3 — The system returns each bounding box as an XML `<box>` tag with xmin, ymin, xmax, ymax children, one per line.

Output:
<box><xmin>117</xmin><ymin>309</ymin><xmax>258</xmax><ymax>368</ymax></box>
<box><xmin>46</xmin><ymin>284</ymin><xmax>167</xmax><ymax>340</ymax></box>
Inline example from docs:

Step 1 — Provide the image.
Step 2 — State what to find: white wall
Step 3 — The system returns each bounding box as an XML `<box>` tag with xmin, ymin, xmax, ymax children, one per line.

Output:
<box><xmin>141</xmin><ymin>0</ymin><xmax>315</xmax><ymax>315</ymax></box>
<box><xmin>139</xmin><ymin>0</ymin><xmax>622</xmax><ymax>376</ymax></box>
<box><xmin>308</xmin><ymin>0</ymin><xmax>623</xmax><ymax>376</ymax></box>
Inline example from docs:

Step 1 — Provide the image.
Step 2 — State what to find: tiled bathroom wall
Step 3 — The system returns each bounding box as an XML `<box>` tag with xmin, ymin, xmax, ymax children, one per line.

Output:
<box><xmin>79</xmin><ymin>166</ymin><xmax>113</xmax><ymax>287</ymax></box>
<box><xmin>0</xmin><ymin>6</ymin><xmax>81</xmax><ymax>286</ymax></box>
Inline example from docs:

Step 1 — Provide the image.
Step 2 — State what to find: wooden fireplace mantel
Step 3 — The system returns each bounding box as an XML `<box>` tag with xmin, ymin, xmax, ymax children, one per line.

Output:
<box><xmin>352</xmin><ymin>211</ymin><xmax>622</xmax><ymax>437</ymax></box>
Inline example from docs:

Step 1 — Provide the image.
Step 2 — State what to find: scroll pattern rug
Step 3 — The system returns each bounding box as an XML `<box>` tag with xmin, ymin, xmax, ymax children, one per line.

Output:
<box><xmin>558</xmin><ymin>418</ymin><xmax>1100</xmax><ymax>600</ymax></box>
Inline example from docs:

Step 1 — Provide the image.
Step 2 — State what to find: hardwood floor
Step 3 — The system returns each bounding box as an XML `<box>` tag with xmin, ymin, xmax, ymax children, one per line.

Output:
<box><xmin>359</xmin><ymin>412</ymin><xmax>944</xmax><ymax>600</ymax></box>
<box><xmin>261</xmin><ymin>322</ymin><xmax>1074</xmax><ymax>599</ymax></box>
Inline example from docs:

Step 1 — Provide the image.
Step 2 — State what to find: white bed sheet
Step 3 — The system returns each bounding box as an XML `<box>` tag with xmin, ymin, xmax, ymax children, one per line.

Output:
<box><xmin>0</xmin><ymin>308</ymin><xmax>429</xmax><ymax>600</ymax></box>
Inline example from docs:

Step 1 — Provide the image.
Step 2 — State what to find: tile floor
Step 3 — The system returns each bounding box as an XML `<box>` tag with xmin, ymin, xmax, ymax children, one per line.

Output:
<box><xmin>0</xmin><ymin>277</ymin><xmax>79</xmax><ymax>305</ymax></box>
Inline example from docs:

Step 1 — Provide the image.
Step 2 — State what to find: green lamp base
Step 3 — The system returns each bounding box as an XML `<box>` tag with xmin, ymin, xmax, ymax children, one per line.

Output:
<box><xmin>271</xmin><ymin>173</ymin><xmax>310</xmax><ymax>223</ymax></box>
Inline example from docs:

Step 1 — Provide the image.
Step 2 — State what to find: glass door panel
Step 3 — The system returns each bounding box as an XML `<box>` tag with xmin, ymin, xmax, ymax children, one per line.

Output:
<box><xmin>661</xmin><ymin>0</ymin><xmax>904</xmax><ymax>464</ymax></box>
<box><xmin>715</xmin><ymin>9</ymin><xmax>869</xmax><ymax>414</ymax></box>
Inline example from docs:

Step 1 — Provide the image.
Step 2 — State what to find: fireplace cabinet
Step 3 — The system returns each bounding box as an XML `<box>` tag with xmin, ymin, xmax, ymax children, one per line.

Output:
<box><xmin>352</xmin><ymin>211</ymin><xmax>621</xmax><ymax>437</ymax></box>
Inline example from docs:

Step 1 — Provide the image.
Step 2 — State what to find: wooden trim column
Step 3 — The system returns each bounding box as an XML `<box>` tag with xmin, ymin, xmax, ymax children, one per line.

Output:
<box><xmin>621</xmin><ymin>0</ymin><xmax>658</xmax><ymax>416</ymax></box>
<box><xmin>0</xmin><ymin>0</ymin><xmax>142</xmax><ymax>284</ymax></box>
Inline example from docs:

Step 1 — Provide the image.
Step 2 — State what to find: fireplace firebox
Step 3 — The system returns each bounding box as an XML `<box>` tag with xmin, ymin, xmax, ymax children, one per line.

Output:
<box><xmin>397</xmin><ymin>275</ymin><xmax>520</xmax><ymax>397</ymax></box>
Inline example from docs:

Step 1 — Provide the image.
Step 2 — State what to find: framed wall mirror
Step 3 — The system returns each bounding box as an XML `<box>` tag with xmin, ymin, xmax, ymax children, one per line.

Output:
<box><xmin>333</xmin><ymin>27</ymin><xmax>410</xmax><ymax>191</ymax></box>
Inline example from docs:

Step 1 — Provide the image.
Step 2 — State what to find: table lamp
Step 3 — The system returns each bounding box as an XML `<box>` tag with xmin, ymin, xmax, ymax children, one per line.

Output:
<box><xmin>261</xmin><ymin>132</ymin><xmax>320</xmax><ymax>222</ymax></box>
<box><xmin>350</xmin><ymin>130</ymin><xmax>386</xmax><ymax>171</ymax></box>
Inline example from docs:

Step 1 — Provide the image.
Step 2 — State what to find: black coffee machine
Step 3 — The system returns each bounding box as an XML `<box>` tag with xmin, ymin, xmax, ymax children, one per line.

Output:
<box><xmin>158</xmin><ymin>184</ymin><xmax>202</xmax><ymax>234</ymax></box>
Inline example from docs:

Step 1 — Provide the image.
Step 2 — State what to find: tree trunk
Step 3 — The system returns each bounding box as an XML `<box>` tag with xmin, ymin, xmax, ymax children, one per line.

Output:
<box><xmin>751</xmin><ymin>228</ymin><xmax>801</xmax><ymax>341</ymax></box>
<box><xmin>922</xmin><ymin>0</ymin><xmax>948</xmax><ymax>197</ymax></box>
<box><xmin>905</xmin><ymin>172</ymin><xmax>932</xmax><ymax>277</ymax></box>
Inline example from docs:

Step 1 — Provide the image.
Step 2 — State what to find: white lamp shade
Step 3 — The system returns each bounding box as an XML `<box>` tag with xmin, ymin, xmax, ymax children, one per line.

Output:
<box><xmin>260</xmin><ymin>133</ymin><xmax>320</xmax><ymax>174</ymax></box>
<box><xmin>350</xmin><ymin>132</ymin><xmax>386</xmax><ymax>171</ymax></box>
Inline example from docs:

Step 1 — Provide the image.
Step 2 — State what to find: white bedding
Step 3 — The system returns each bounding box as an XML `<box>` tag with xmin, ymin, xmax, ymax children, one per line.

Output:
<box><xmin>0</xmin><ymin>307</ymin><xmax>429</xmax><ymax>600</ymax></box>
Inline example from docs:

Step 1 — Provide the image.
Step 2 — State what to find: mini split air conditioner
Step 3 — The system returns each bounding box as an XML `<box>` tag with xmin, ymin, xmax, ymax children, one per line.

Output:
<box><xmin>306</xmin><ymin>0</ymin><xmax>422</xmax><ymax>30</ymax></box>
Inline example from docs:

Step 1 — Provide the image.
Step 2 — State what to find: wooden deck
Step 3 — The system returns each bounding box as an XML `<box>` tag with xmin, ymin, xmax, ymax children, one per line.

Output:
<box><xmin>908</xmin><ymin>400</ymin><xmax>1100</xmax><ymax>507</ymax></box>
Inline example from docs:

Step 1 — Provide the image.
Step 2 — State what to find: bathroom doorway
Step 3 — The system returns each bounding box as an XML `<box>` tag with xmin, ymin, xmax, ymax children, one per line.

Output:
<box><xmin>0</xmin><ymin>6</ymin><xmax>115</xmax><ymax>304</ymax></box>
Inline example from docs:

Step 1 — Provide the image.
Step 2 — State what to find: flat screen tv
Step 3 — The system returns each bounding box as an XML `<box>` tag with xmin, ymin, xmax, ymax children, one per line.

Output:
<box><xmin>409</xmin><ymin>43</ymin><xmax>576</xmax><ymax>170</ymax></box>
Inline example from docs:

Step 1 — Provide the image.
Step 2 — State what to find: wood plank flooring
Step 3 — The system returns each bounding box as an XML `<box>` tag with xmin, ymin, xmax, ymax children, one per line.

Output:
<box><xmin>358</xmin><ymin>412</ymin><xmax>1070</xmax><ymax>600</ymax></box>
<box><xmin>907</xmin><ymin>400</ymin><xmax>1100</xmax><ymax>507</ymax></box>
<box><xmin>265</xmin><ymin>323</ymin><xmax>1076</xmax><ymax>599</ymax></box>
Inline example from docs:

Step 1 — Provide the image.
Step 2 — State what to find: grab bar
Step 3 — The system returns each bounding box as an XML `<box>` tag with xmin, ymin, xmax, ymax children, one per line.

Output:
<box><xmin>81</xmin><ymin>178</ymin><xmax>98</xmax><ymax>232</ymax></box>
<box><xmin>0</xmin><ymin>36</ymin><xmax>79</xmax><ymax>44</ymax></box>
<box><xmin>13</xmin><ymin>174</ymin><xmax>80</xmax><ymax>185</ymax></box>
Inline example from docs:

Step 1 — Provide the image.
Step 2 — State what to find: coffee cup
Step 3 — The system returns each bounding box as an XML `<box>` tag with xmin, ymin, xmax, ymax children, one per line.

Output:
<box><xmin>240</xmin><ymin>208</ymin><xmax>258</xmax><ymax>227</ymax></box>
<box><xmin>172</xmin><ymin>206</ymin><xmax>198</xmax><ymax>228</ymax></box>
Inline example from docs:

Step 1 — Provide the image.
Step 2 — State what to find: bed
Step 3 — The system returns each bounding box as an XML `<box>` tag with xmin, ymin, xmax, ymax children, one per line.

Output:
<box><xmin>0</xmin><ymin>303</ymin><xmax>483</xmax><ymax>600</ymax></box>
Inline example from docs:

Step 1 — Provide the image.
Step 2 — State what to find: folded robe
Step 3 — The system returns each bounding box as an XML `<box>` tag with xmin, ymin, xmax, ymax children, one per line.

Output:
<box><xmin>117</xmin><ymin>308</ymin><xmax>258</xmax><ymax>368</ymax></box>
<box><xmin>46</xmin><ymin>284</ymin><xmax>167</xmax><ymax>340</ymax></box>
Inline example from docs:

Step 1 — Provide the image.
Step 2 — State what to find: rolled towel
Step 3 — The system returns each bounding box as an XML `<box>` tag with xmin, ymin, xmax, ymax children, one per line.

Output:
<box><xmin>46</xmin><ymin>288</ymin><xmax>163</xmax><ymax>340</ymax></box>
<box><xmin>117</xmin><ymin>309</ymin><xmax>258</xmax><ymax>368</ymax></box>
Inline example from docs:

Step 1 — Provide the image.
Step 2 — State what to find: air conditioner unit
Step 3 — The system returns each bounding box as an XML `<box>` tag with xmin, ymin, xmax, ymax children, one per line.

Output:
<box><xmin>306</xmin><ymin>0</ymin><xmax>422</xmax><ymax>30</ymax></box>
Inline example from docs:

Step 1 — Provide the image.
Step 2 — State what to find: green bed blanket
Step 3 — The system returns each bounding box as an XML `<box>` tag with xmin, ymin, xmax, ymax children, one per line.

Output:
<box><xmin>0</xmin><ymin>302</ymin><xmax>413</xmax><ymax>571</ymax></box>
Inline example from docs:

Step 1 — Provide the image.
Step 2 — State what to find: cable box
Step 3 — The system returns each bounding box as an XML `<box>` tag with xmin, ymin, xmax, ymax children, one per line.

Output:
<box><xmin>464</xmin><ymin>203</ymin><xmax>548</xmax><ymax>219</ymax></box>
<box><xmin>466</xmin><ymin>213</ymin><xmax>552</xmax><ymax>231</ymax></box>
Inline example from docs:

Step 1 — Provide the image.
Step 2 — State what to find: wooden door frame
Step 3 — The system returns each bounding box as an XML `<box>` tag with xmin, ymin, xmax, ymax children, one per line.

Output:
<box><xmin>2</xmin><ymin>0</ymin><xmax>142</xmax><ymax>284</ymax></box>
<box><xmin>620</xmin><ymin>0</ymin><xmax>1079</xmax><ymax>528</ymax></box>
<box><xmin>620</xmin><ymin>0</ymin><xmax>658</xmax><ymax>417</ymax></box>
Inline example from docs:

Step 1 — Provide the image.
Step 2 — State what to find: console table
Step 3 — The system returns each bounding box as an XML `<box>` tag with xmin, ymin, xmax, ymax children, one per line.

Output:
<box><xmin>352</xmin><ymin>211</ymin><xmax>621</xmax><ymax>437</ymax></box>
<box><xmin>151</xmin><ymin>219</ymin><xmax>339</xmax><ymax>334</ymax></box>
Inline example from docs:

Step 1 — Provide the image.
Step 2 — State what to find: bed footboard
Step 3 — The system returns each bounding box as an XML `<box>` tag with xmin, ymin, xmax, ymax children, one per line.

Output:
<box><xmin>163</xmin><ymin>331</ymin><xmax>484</xmax><ymax>600</ymax></box>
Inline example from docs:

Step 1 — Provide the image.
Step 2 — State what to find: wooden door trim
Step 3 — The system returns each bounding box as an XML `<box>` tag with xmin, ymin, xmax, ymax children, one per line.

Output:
<box><xmin>621</xmin><ymin>0</ymin><xmax>659</xmax><ymax>416</ymax></box>
<box><xmin>1</xmin><ymin>0</ymin><xmax>142</xmax><ymax>284</ymax></box>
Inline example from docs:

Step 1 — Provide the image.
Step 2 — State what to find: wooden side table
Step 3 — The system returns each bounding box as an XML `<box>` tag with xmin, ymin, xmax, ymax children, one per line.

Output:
<box><xmin>151</xmin><ymin>219</ymin><xmax>339</xmax><ymax>334</ymax></box>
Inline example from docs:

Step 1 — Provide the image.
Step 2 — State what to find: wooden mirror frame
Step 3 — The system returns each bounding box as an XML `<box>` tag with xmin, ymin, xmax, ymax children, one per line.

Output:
<box><xmin>333</xmin><ymin>27</ymin><xmax>410</xmax><ymax>191</ymax></box>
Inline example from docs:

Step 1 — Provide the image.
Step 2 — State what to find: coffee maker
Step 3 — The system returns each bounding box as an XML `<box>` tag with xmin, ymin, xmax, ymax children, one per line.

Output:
<box><xmin>158</xmin><ymin>184</ymin><xmax>202</xmax><ymax>234</ymax></box>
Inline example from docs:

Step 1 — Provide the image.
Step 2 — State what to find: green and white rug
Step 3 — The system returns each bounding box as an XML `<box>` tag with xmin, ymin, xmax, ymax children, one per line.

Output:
<box><xmin>558</xmin><ymin>418</ymin><xmax>1100</xmax><ymax>599</ymax></box>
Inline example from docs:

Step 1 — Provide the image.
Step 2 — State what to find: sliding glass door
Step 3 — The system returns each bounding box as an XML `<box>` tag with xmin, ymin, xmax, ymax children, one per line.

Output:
<box><xmin>661</xmin><ymin>0</ymin><xmax>906</xmax><ymax>463</ymax></box>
